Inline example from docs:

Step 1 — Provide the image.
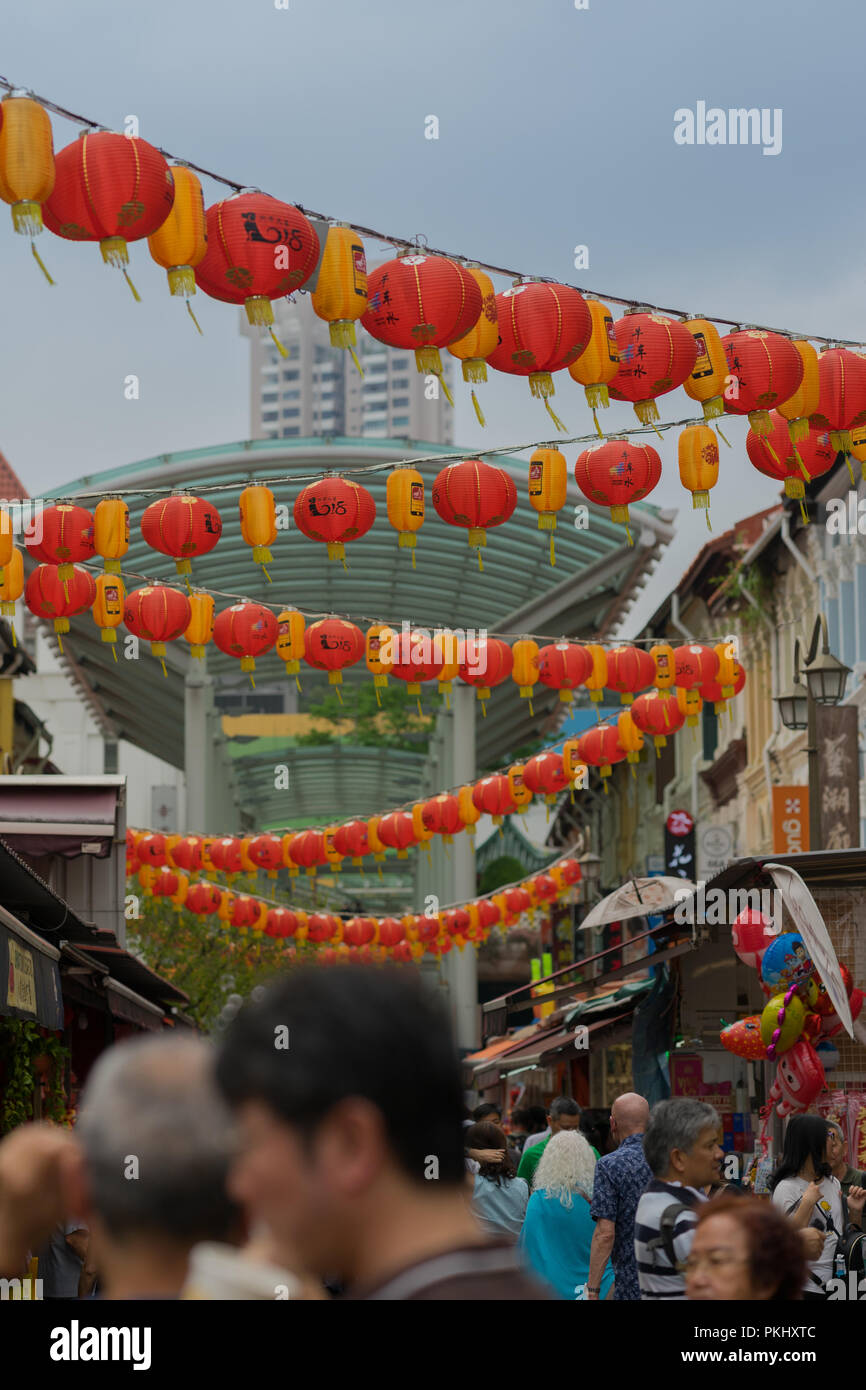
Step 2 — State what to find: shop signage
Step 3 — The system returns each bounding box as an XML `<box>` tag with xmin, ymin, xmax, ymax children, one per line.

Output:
<box><xmin>6</xmin><ymin>939</ymin><xmax>36</xmax><ymax>1015</ymax></box>
<box><xmin>697</xmin><ymin>822</ymin><xmax>735</xmax><ymax>878</ymax></box>
<box><xmin>665</xmin><ymin>809</ymin><xmax>695</xmax><ymax>879</ymax></box>
<box><xmin>815</xmin><ymin>705</ymin><xmax>860</xmax><ymax>852</ymax></box>
<box><xmin>771</xmin><ymin>786</ymin><xmax>809</xmax><ymax>853</ymax></box>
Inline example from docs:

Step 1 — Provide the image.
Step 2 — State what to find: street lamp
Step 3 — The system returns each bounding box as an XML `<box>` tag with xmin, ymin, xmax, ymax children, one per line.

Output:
<box><xmin>573</xmin><ymin>848</ymin><xmax>602</xmax><ymax>962</ymax></box>
<box><xmin>775</xmin><ymin>613</ymin><xmax>851</xmax><ymax>850</ymax></box>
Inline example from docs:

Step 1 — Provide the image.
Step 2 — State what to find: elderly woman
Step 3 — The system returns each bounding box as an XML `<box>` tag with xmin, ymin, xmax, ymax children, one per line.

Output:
<box><xmin>685</xmin><ymin>1194</ymin><xmax>806</xmax><ymax>1301</ymax></box>
<box><xmin>519</xmin><ymin>1130</ymin><xmax>614</xmax><ymax>1300</ymax></box>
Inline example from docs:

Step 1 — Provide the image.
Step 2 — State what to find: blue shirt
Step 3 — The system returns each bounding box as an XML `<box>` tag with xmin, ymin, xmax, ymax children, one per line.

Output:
<box><xmin>519</xmin><ymin>1189</ymin><xmax>614</xmax><ymax>1301</ymax></box>
<box><xmin>590</xmin><ymin>1133</ymin><xmax>652</xmax><ymax>1301</ymax></box>
<box><xmin>472</xmin><ymin>1173</ymin><xmax>529</xmax><ymax>1240</ymax></box>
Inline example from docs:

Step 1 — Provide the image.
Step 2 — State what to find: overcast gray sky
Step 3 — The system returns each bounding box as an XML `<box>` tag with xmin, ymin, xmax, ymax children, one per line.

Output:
<box><xmin>2</xmin><ymin>0</ymin><xmax>863</xmax><ymax>631</ymax></box>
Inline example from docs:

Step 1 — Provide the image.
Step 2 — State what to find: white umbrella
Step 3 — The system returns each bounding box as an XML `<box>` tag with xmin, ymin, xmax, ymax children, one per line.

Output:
<box><xmin>579</xmin><ymin>876</ymin><xmax>696</xmax><ymax>931</ymax></box>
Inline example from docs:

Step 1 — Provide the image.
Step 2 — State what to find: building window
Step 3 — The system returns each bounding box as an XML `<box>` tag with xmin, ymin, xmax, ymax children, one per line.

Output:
<box><xmin>393</xmin><ymin>395</ymin><xmax>409</xmax><ymax>407</ymax></box>
<box><xmin>262</xmin><ymin>392</ymin><xmax>278</xmax><ymax>403</ymax></box>
<box><xmin>282</xmin><ymin>369</ymin><xmax>299</xmax><ymax>382</ymax></box>
<box><xmin>103</xmin><ymin>740</ymin><xmax>119</xmax><ymax>774</ymax></box>
<box><xmin>392</xmin><ymin>415</ymin><xmax>410</xmax><ymax>427</ymax></box>
<box><xmin>282</xmin><ymin>407</ymin><xmax>300</xmax><ymax>418</ymax></box>
<box><xmin>392</xmin><ymin>376</ymin><xmax>410</xmax><ymax>388</ymax></box>
<box><xmin>262</xmin><ymin>410</ymin><xmax>278</xmax><ymax>422</ymax></box>
<box><xmin>282</xmin><ymin>426</ymin><xmax>300</xmax><ymax>437</ymax></box>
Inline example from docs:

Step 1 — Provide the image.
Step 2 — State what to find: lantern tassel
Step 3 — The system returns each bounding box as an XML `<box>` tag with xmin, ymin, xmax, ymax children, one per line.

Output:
<box><xmin>411</xmin><ymin>549</ymin><xmax>416</xmax><ymax>571</ymax></box>
<box><xmin>592</xmin><ymin>409</ymin><xmax>604</xmax><ymax>438</ymax></box>
<box><xmin>528</xmin><ymin>697</ymin><xmax>534</xmax><ymax>717</ymax></box>
<box><xmin>624</xmin><ymin>522</ymin><xmax>633</xmax><ymax>547</ymax></box>
<box><xmin>715</xmin><ymin>424</ymin><xmax>732</xmax><ymax>448</ymax></box>
<box><xmin>793</xmin><ymin>446</ymin><xmax>811</xmax><ymax>482</ymax></box>
<box><xmin>111</xmin><ymin>645</ymin><xmax>118</xmax><ymax>663</ymax></box>
<box><xmin>122</xmin><ymin>269</ymin><xmax>141</xmax><ymax>302</ymax></box>
<box><xmin>249</xmin><ymin>673</ymin><xmax>256</xmax><ymax>689</ymax></box>
<box><xmin>269</xmin><ymin>328</ymin><xmax>289</xmax><ymax>359</ymax></box>
<box><xmin>549</xmin><ymin>532</ymin><xmax>555</xmax><ymax>566</ymax></box>
<box><xmin>295</xmin><ymin>675</ymin><xmax>302</xmax><ymax>693</ymax></box>
<box><xmin>31</xmin><ymin>240</ymin><xmax>55</xmax><ymax>285</ymax></box>
<box><xmin>186</xmin><ymin>299</ymin><xmax>203</xmax><ymax>335</ymax></box>
<box><xmin>56</xmin><ymin>632</ymin><xmax>64</xmax><ymax>654</ymax></box>
<box><xmin>799</xmin><ymin>497</ymin><xmax>810</xmax><ymax>526</ymax></box>
<box><xmin>417</xmin><ymin>697</ymin><xmax>423</xmax><ymax>719</ymax></box>
<box><xmin>160</xmin><ymin>658</ymin><xmax>167</xmax><ymax>678</ymax></box>
<box><xmin>8</xmin><ymin>622</ymin><xmax>16</xmax><ymax>648</ymax></box>
<box><xmin>845</xmin><ymin>453</ymin><xmax>855</xmax><ymax>485</ymax></box>
<box><xmin>348</xmin><ymin>346</ymin><xmax>364</xmax><ymax>378</ymax></box>
<box><xmin>374</xmin><ymin>684</ymin><xmax>381</xmax><ymax>708</ymax></box>
<box><xmin>480</xmin><ymin>699</ymin><xmax>487</xmax><ymax>718</ymax></box>
<box><xmin>334</xmin><ymin>685</ymin><xmax>343</xmax><ymax>705</ymax></box>
<box><xmin>477</xmin><ymin>548</ymin><xmax>484</xmax><ymax>573</ymax></box>
<box><xmin>438</xmin><ymin>372</ymin><xmax>455</xmax><ymax>408</ymax></box>
<box><xmin>543</xmin><ymin>397</ymin><xmax>568</xmax><ymax>433</ymax></box>
<box><xmin>260</xmin><ymin>564</ymin><xmax>272</xmax><ymax>583</ymax></box>
<box><xmin>471</xmin><ymin>389</ymin><xmax>486</xmax><ymax>427</ymax></box>
<box><xmin>705</xmin><ymin>508</ymin><xmax>712</xmax><ymax>532</ymax></box>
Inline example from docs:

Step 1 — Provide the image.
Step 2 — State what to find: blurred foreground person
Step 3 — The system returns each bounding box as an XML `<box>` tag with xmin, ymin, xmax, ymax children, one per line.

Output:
<box><xmin>519</xmin><ymin>1131</ymin><xmax>613</xmax><ymax>1300</ymax></box>
<box><xmin>465</xmin><ymin>1122</ymin><xmax>528</xmax><ymax>1241</ymax></box>
<box><xmin>685</xmin><ymin>1194</ymin><xmax>806</xmax><ymax>1300</ymax></box>
<box><xmin>66</xmin><ymin>1036</ymin><xmax>245</xmax><ymax>1298</ymax></box>
<box><xmin>216</xmin><ymin>966</ymin><xmax>550</xmax><ymax>1300</ymax></box>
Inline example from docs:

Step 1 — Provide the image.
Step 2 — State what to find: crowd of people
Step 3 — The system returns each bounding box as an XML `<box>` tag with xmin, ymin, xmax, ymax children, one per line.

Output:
<box><xmin>0</xmin><ymin>964</ymin><xmax>864</xmax><ymax>1301</ymax></box>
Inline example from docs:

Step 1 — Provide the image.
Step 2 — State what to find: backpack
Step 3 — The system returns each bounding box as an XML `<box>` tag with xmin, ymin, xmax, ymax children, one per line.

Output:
<box><xmin>645</xmin><ymin>1201</ymin><xmax>691</xmax><ymax>1270</ymax></box>
<box><xmin>837</xmin><ymin>1227</ymin><xmax>865</xmax><ymax>1277</ymax></box>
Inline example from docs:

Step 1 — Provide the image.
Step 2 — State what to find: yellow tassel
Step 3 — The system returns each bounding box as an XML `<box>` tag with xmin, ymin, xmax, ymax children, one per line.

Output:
<box><xmin>56</xmin><ymin>633</ymin><xmax>64</xmax><ymax>654</ymax></box>
<box><xmin>8</xmin><ymin>623</ymin><xmax>16</xmax><ymax>648</ymax></box>
<box><xmin>439</xmin><ymin>372</ymin><xmax>455</xmax><ymax>408</ymax></box>
<box><xmin>411</xmin><ymin>549</ymin><xmax>416</xmax><ymax>570</ymax></box>
<box><xmin>624</xmin><ymin>522</ymin><xmax>633</xmax><ymax>546</ymax></box>
<box><xmin>477</xmin><ymin>548</ymin><xmax>484</xmax><ymax>573</ymax></box>
<box><xmin>528</xmin><ymin>697</ymin><xmax>534</xmax><ymax>717</ymax></box>
<box><xmin>186</xmin><ymin>299</ymin><xmax>203</xmax><ymax>335</ymax></box>
<box><xmin>715</xmin><ymin>424</ymin><xmax>731</xmax><ymax>448</ymax></box>
<box><xmin>378</xmin><ymin>864</ymin><xmax>383</xmax><ymax>880</ymax></box>
<box><xmin>160</xmin><ymin>658</ymin><xmax>167</xmax><ymax>678</ymax></box>
<box><xmin>335</xmin><ymin>685</ymin><xmax>343</xmax><ymax>705</ymax></box>
<box><xmin>592</xmin><ymin>409</ymin><xmax>603</xmax><ymax>438</ymax></box>
<box><xmin>799</xmin><ymin>497</ymin><xmax>809</xmax><ymax>526</ymax></box>
<box><xmin>793</xmin><ymin>446</ymin><xmax>811</xmax><ymax>482</ymax></box>
<box><xmin>845</xmin><ymin>454</ymin><xmax>855</xmax><ymax>485</ymax></box>
<box><xmin>122</xmin><ymin>269</ymin><xmax>141</xmax><ymax>302</ymax></box>
<box><xmin>249</xmin><ymin>673</ymin><xmax>256</xmax><ymax>689</ymax></box>
<box><xmin>480</xmin><ymin>699</ymin><xmax>487</xmax><ymax>718</ymax></box>
<box><xmin>417</xmin><ymin>697</ymin><xmax>422</xmax><ymax>719</ymax></box>
<box><xmin>705</xmin><ymin>508</ymin><xmax>712</xmax><ymax>532</ymax></box>
<box><xmin>374</xmin><ymin>684</ymin><xmax>381</xmax><ymax>707</ymax></box>
<box><xmin>295</xmin><ymin>675</ymin><xmax>302</xmax><ymax>693</ymax></box>
<box><xmin>471</xmin><ymin>389</ymin><xmax>486</xmax><ymax>427</ymax></box>
<box><xmin>348</xmin><ymin>346</ymin><xmax>364</xmax><ymax>378</ymax></box>
<box><xmin>764</xmin><ymin>440</ymin><xmax>781</xmax><ymax>466</ymax></box>
<box><xmin>543</xmin><ymin>397</ymin><xmax>567</xmax><ymax>432</ymax></box>
<box><xmin>445</xmin><ymin>689</ymin><xmax>451</xmax><ymax>710</ymax></box>
<box><xmin>550</xmin><ymin>532</ymin><xmax>555</xmax><ymax>566</ymax></box>
<box><xmin>111</xmin><ymin>645</ymin><xmax>118</xmax><ymax>663</ymax></box>
<box><xmin>269</xmin><ymin>327</ymin><xmax>289</xmax><ymax>358</ymax></box>
<box><xmin>31</xmin><ymin>240</ymin><xmax>54</xmax><ymax>285</ymax></box>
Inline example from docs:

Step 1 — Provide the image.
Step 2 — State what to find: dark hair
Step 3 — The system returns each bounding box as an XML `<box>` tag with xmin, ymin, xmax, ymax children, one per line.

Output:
<box><xmin>694</xmin><ymin>1194</ymin><xmax>805</xmax><ymax>1300</ymax></box>
<box><xmin>464</xmin><ymin>1122</ymin><xmax>516</xmax><ymax>1185</ymax></box>
<box><xmin>549</xmin><ymin>1096</ymin><xmax>580</xmax><ymax>1120</ymax></box>
<box><xmin>524</xmin><ymin>1106</ymin><xmax>548</xmax><ymax>1132</ymax></box>
<box><xmin>510</xmin><ymin>1108</ymin><xmax>529</xmax><ymax>1131</ymax></box>
<box><xmin>473</xmin><ymin>1102</ymin><xmax>501</xmax><ymax>1123</ymax></box>
<box><xmin>216</xmin><ymin>966</ymin><xmax>466</xmax><ymax>1186</ymax></box>
<box><xmin>769</xmin><ymin>1114</ymin><xmax>832</xmax><ymax>1191</ymax></box>
<box><xmin>580</xmin><ymin>1108</ymin><xmax>612</xmax><ymax>1155</ymax></box>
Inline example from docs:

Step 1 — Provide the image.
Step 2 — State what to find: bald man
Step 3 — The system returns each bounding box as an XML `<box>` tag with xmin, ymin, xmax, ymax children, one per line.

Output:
<box><xmin>587</xmin><ymin>1094</ymin><xmax>651</xmax><ymax>1301</ymax></box>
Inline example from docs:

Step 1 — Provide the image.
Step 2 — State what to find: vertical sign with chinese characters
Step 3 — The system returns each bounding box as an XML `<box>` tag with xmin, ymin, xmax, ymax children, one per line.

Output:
<box><xmin>772</xmin><ymin>786</ymin><xmax>809</xmax><ymax>854</ymax></box>
<box><xmin>815</xmin><ymin>705</ymin><xmax>860</xmax><ymax>851</ymax></box>
<box><xmin>665</xmin><ymin>809</ymin><xmax>696</xmax><ymax>879</ymax></box>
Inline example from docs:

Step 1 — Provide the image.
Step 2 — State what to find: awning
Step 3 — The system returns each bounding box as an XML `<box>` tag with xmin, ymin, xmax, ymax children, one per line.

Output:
<box><xmin>106</xmin><ymin>979</ymin><xmax>167</xmax><ymax>1033</ymax></box>
<box><xmin>0</xmin><ymin>777</ymin><xmax>124</xmax><ymax>858</ymax></box>
<box><xmin>0</xmin><ymin>902</ymin><xmax>64</xmax><ymax>1030</ymax></box>
<box><xmin>76</xmin><ymin>937</ymin><xmax>189</xmax><ymax>1009</ymax></box>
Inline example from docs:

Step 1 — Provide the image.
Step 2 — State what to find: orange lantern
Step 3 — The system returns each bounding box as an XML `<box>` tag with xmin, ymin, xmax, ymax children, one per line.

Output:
<box><xmin>537</xmin><ymin>641</ymin><xmax>592</xmax><ymax>707</ymax></box>
<box><xmin>412</xmin><ymin>802</ymin><xmax>435</xmax><ymax>853</ymax></box>
<box><xmin>507</xmin><ymin>763</ymin><xmax>533</xmax><ymax>817</ymax></box>
<box><xmin>93</xmin><ymin>498</ymin><xmax>129</xmax><ymax>574</ymax></box>
<box><xmin>91</xmin><ymin>573</ymin><xmax>125</xmax><ymax>658</ymax></box>
<box><xmin>617</xmin><ymin>709</ymin><xmax>645</xmax><ymax>772</ymax></box>
<box><xmin>366</xmin><ymin>815</ymin><xmax>388</xmax><ymax>873</ymax></box>
<box><xmin>682</xmin><ymin>318</ymin><xmax>729</xmax><ymax>425</ymax></box>
<box><xmin>511</xmin><ymin>638</ymin><xmax>540</xmax><ymax>713</ymax></box>
<box><xmin>304</xmin><ymin>618</ymin><xmax>365</xmax><ymax>701</ymax></box>
<box><xmin>721</xmin><ymin>330</ymin><xmax>804</xmax><ymax>437</ymax></box>
<box><xmin>446</xmin><ymin>263</ymin><xmax>498</xmax><ymax>425</ymax></box>
<box><xmin>650</xmin><ymin>642</ymin><xmax>676</xmax><ymax>695</ymax></box>
<box><xmin>574</xmin><ymin>440</ymin><xmax>662</xmax><ymax>545</ymax></box>
<box><xmin>0</xmin><ymin>94</ymin><xmax>55</xmax><ymax>281</ymax></box>
<box><xmin>239</xmin><ymin>485</ymin><xmax>277</xmax><ymax>581</ymax></box>
<box><xmin>293</xmin><ymin>476</ymin><xmax>376</xmax><ymax>568</ymax></box>
<box><xmin>485</xmin><ymin>279</ymin><xmax>592</xmax><ymax>431</ymax></box>
<box><xmin>213</xmin><ymin>602</ymin><xmax>278</xmax><ymax>686</ymax></box>
<box><xmin>0</xmin><ymin>511</ymin><xmax>12</xmax><ymax>583</ymax></box>
<box><xmin>458</xmin><ymin>636</ymin><xmax>513</xmax><ymax>717</ymax></box>
<box><xmin>365</xmin><ymin>622</ymin><xmax>395</xmax><ymax>705</ymax></box>
<box><xmin>147</xmin><ymin>164</ymin><xmax>207</xmax><ymax>328</ymax></box>
<box><xmin>567</xmin><ymin>298</ymin><xmax>619</xmax><ymax>431</ymax></box>
<box><xmin>777</xmin><ymin>339</ymin><xmax>820</xmax><ymax>444</ymax></box>
<box><xmin>631</xmin><ymin>690</ymin><xmax>685</xmax><ymax>751</ymax></box>
<box><xmin>310</xmin><ymin>223</ymin><xmax>368</xmax><ymax>372</ymax></box>
<box><xmin>360</xmin><ymin>252</ymin><xmax>482</xmax><ymax>403</ymax></box>
<box><xmin>583</xmin><ymin>644</ymin><xmax>608</xmax><ymax>707</ymax></box>
<box><xmin>43</xmin><ymin>131</ymin><xmax>174</xmax><ymax>296</ymax></box>
<box><xmin>386</xmin><ymin>467</ymin><xmax>425</xmax><ymax>566</ymax></box>
<box><xmin>435</xmin><ymin>629</ymin><xmax>461</xmax><ymax>707</ymax></box>
<box><xmin>714</xmin><ymin>641</ymin><xmax>738</xmax><ymax>699</ymax></box>
<box><xmin>609</xmin><ymin>310</ymin><xmax>698</xmax><ymax>427</ymax></box>
<box><xmin>457</xmin><ymin>784</ymin><xmax>481</xmax><ymax>837</ymax></box>
<box><xmin>141</xmin><ymin>494</ymin><xmax>222</xmax><ymax>580</ymax></box>
<box><xmin>184</xmin><ymin>592</ymin><xmax>214</xmax><ymax>661</ymax></box>
<box><xmin>276</xmin><ymin>609</ymin><xmax>305</xmax><ymax>690</ymax></box>
<box><xmin>431</xmin><ymin>458</ymin><xmax>517</xmax><ymax>571</ymax></box>
<box><xmin>678</xmin><ymin>424</ymin><xmax>719</xmax><ymax>530</ymax></box>
<box><xmin>676</xmin><ymin>686</ymin><xmax>703</xmax><ymax>727</ymax></box>
<box><xmin>562</xmin><ymin>739</ymin><xmax>589</xmax><ymax>791</ymax></box>
<box><xmin>527</xmin><ymin>448</ymin><xmax>567</xmax><ymax>564</ymax></box>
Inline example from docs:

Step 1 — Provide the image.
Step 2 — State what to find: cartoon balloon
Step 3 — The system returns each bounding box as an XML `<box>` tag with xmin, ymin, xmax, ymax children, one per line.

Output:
<box><xmin>820</xmin><ymin>985</ymin><xmax>864</xmax><ymax>1038</ymax></box>
<box><xmin>760</xmin><ymin>992</ymin><xmax>806</xmax><ymax>1055</ymax></box>
<box><xmin>812</xmin><ymin>963</ymin><xmax>853</xmax><ymax>1017</ymax></box>
<box><xmin>731</xmin><ymin>909</ymin><xmax>777</xmax><ymax>970</ymax></box>
<box><xmin>720</xmin><ymin>1015</ymin><xmax>766</xmax><ymax>1060</ymax></box>
<box><xmin>767</xmin><ymin>1039</ymin><xmax>825</xmax><ymax>1118</ymax></box>
<box><xmin>761</xmin><ymin>932</ymin><xmax>813</xmax><ymax>993</ymax></box>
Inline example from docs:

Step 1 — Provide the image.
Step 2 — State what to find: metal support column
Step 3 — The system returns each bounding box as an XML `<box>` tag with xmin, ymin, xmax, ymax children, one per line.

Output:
<box><xmin>444</xmin><ymin>683</ymin><xmax>478</xmax><ymax>1050</ymax></box>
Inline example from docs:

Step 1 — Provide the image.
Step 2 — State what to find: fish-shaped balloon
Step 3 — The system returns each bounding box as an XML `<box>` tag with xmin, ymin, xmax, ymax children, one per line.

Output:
<box><xmin>720</xmin><ymin>1014</ymin><xmax>766</xmax><ymax>1060</ymax></box>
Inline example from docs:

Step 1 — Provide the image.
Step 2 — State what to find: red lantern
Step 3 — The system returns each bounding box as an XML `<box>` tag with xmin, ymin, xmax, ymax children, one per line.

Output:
<box><xmin>389</xmin><ymin>629</ymin><xmax>444</xmax><ymax>715</ymax></box>
<box><xmin>810</xmin><ymin>347</ymin><xmax>866</xmax><ymax>475</ymax></box>
<box><xmin>293</xmin><ymin>476</ymin><xmax>376</xmax><ymax>567</ymax></box>
<box><xmin>533</xmin><ymin>873</ymin><xmax>558</xmax><ymax>903</ymax></box>
<box><xmin>307</xmin><ymin>912</ymin><xmax>339</xmax><ymax>944</ymax></box>
<box><xmin>608</xmin><ymin>312</ymin><xmax>698</xmax><ymax>425</ymax></box>
<box><xmin>721</xmin><ymin>330</ymin><xmax>804</xmax><ymax>437</ymax></box>
<box><xmin>458</xmin><ymin>636</ymin><xmax>513</xmax><ymax>717</ymax></box>
<box><xmin>472</xmin><ymin>774</ymin><xmax>516</xmax><ymax>826</ymax></box>
<box><xmin>332</xmin><ymin>819</ymin><xmax>370</xmax><ymax>866</ymax></box>
<box><xmin>673</xmin><ymin>644</ymin><xmax>719</xmax><ymax>692</ymax></box>
<box><xmin>124</xmin><ymin>584</ymin><xmax>191</xmax><ymax>674</ymax></box>
<box><xmin>43</xmin><ymin>131</ymin><xmax>174</xmax><ymax>295</ymax></box>
<box><xmin>343</xmin><ymin>916</ymin><xmax>377</xmax><ymax>947</ymax></box>
<box><xmin>152</xmin><ymin>867</ymin><xmax>179</xmax><ymax>898</ymax></box>
<box><xmin>195</xmin><ymin>192</ymin><xmax>319</xmax><ymax>342</ymax></box>
<box><xmin>577</xmin><ymin>723</ymin><xmax>627</xmax><ymax>786</ymax></box>
<box><xmin>25</xmin><ymin>564</ymin><xmax>95</xmax><ymax>648</ymax></box>
<box><xmin>247</xmin><ymin>834</ymin><xmax>283</xmax><ymax>877</ymax></box>
<box><xmin>140</xmin><ymin>494</ymin><xmax>222</xmax><ymax>578</ymax></box>
<box><xmin>213</xmin><ymin>602</ymin><xmax>278</xmax><ymax>685</ymax></box>
<box><xmin>605</xmin><ymin>645</ymin><xmax>657</xmax><ymax>705</ymax></box>
<box><xmin>136</xmin><ymin>832</ymin><xmax>167</xmax><ymax>867</ymax></box>
<box><xmin>746</xmin><ymin>414</ymin><xmax>836</xmax><ymax>522</ymax></box>
<box><xmin>209</xmin><ymin>836</ymin><xmax>243</xmax><ymax>876</ymax></box>
<box><xmin>26</xmin><ymin>504</ymin><xmax>94</xmax><ymax>580</ymax></box>
<box><xmin>377</xmin><ymin>917</ymin><xmax>406</xmax><ymax>949</ymax></box>
<box><xmin>288</xmin><ymin>829</ymin><xmax>326</xmax><ymax>877</ymax></box>
<box><xmin>485</xmin><ymin>280</ymin><xmax>592</xmax><ymax>430</ymax></box>
<box><xmin>303</xmin><ymin>618</ymin><xmax>365</xmax><ymax>701</ymax></box>
<box><xmin>504</xmin><ymin>887</ymin><xmax>532</xmax><ymax>918</ymax></box>
<box><xmin>557</xmin><ymin>858</ymin><xmax>582</xmax><ymax>887</ymax></box>
<box><xmin>574</xmin><ymin>440</ymin><xmax>662</xmax><ymax>544</ymax></box>
<box><xmin>701</xmin><ymin>661</ymin><xmax>746</xmax><ymax>716</ymax></box>
<box><xmin>631</xmin><ymin>690</ymin><xmax>685</xmax><ymax>751</ymax></box>
<box><xmin>390</xmin><ymin>941</ymin><xmax>414</xmax><ymax>964</ymax></box>
<box><xmin>230</xmin><ymin>896</ymin><xmax>258</xmax><ymax>930</ymax></box>
<box><xmin>523</xmin><ymin>751</ymin><xmax>570</xmax><ymax>805</ymax></box>
<box><xmin>376</xmin><ymin>811</ymin><xmax>416</xmax><ymax>859</ymax></box>
<box><xmin>431</xmin><ymin>459</ymin><xmax>517</xmax><ymax>570</ymax></box>
<box><xmin>171</xmin><ymin>836</ymin><xmax>204</xmax><ymax>873</ymax></box>
<box><xmin>421</xmin><ymin>793</ymin><xmax>464</xmax><ymax>842</ymax></box>
<box><xmin>360</xmin><ymin>253</ymin><xmax>482</xmax><ymax>400</ymax></box>
<box><xmin>265</xmin><ymin>907</ymin><xmax>298</xmax><ymax>939</ymax></box>
<box><xmin>442</xmin><ymin>908</ymin><xmax>470</xmax><ymax>942</ymax></box>
<box><xmin>477</xmin><ymin>899</ymin><xmax>502</xmax><ymax>931</ymax></box>
<box><xmin>536</xmin><ymin>641</ymin><xmax>592</xmax><ymax>706</ymax></box>
<box><xmin>186</xmin><ymin>881</ymin><xmax>222</xmax><ymax>916</ymax></box>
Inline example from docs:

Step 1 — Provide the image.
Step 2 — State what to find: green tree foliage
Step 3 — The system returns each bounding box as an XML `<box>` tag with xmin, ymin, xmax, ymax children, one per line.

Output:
<box><xmin>478</xmin><ymin>854</ymin><xmax>528</xmax><ymax>896</ymax></box>
<box><xmin>296</xmin><ymin>681</ymin><xmax>438</xmax><ymax>752</ymax></box>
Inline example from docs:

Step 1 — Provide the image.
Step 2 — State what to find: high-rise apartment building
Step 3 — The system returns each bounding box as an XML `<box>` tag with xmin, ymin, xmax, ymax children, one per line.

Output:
<box><xmin>242</xmin><ymin>290</ymin><xmax>455</xmax><ymax>444</ymax></box>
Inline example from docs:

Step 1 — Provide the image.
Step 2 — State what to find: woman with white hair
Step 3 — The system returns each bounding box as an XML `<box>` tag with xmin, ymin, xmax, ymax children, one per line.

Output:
<box><xmin>519</xmin><ymin>1129</ymin><xmax>614</xmax><ymax>1300</ymax></box>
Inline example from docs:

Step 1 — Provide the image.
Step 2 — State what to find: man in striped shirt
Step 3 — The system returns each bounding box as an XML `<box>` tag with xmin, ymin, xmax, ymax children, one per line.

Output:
<box><xmin>633</xmin><ymin>1099</ymin><xmax>723</xmax><ymax>1301</ymax></box>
